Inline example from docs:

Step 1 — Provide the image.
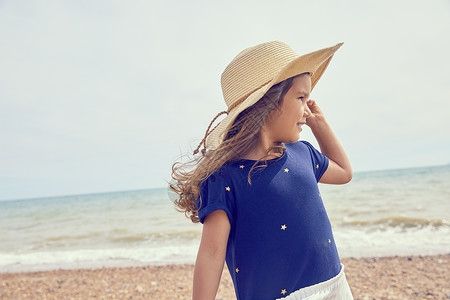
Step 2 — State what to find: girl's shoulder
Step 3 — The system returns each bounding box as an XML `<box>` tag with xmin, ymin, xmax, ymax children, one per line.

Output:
<box><xmin>285</xmin><ymin>140</ymin><xmax>316</xmax><ymax>154</ymax></box>
<box><xmin>286</xmin><ymin>140</ymin><xmax>313</xmax><ymax>149</ymax></box>
<box><xmin>286</xmin><ymin>140</ymin><xmax>327</xmax><ymax>164</ymax></box>
<box><xmin>204</xmin><ymin>161</ymin><xmax>238</xmax><ymax>182</ymax></box>
<box><xmin>203</xmin><ymin>160</ymin><xmax>252</xmax><ymax>187</ymax></box>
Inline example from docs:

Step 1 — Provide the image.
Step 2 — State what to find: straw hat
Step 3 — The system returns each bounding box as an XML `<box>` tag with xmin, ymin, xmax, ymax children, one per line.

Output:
<box><xmin>193</xmin><ymin>41</ymin><xmax>343</xmax><ymax>155</ymax></box>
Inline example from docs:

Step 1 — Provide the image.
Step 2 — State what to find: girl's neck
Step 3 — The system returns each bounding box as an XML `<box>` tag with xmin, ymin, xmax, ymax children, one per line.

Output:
<box><xmin>241</xmin><ymin>135</ymin><xmax>279</xmax><ymax>161</ymax></box>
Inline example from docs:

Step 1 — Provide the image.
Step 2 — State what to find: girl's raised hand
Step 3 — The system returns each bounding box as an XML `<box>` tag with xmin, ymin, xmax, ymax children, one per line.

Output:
<box><xmin>304</xmin><ymin>99</ymin><xmax>353</xmax><ymax>184</ymax></box>
<box><xmin>305</xmin><ymin>99</ymin><xmax>326</xmax><ymax>128</ymax></box>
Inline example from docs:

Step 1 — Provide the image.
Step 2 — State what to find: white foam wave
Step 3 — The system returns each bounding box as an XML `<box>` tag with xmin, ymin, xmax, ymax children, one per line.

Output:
<box><xmin>0</xmin><ymin>243</ymin><xmax>199</xmax><ymax>273</ymax></box>
<box><xmin>334</xmin><ymin>224</ymin><xmax>450</xmax><ymax>258</ymax></box>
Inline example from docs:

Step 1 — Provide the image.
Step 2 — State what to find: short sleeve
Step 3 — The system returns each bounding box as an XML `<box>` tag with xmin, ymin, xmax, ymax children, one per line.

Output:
<box><xmin>300</xmin><ymin>141</ymin><xmax>329</xmax><ymax>182</ymax></box>
<box><xmin>197</xmin><ymin>172</ymin><xmax>234</xmax><ymax>224</ymax></box>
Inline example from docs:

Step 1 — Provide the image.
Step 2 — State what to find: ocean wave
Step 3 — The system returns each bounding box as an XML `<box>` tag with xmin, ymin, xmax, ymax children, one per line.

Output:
<box><xmin>18</xmin><ymin>229</ymin><xmax>202</xmax><ymax>251</ymax></box>
<box><xmin>338</xmin><ymin>216</ymin><xmax>449</xmax><ymax>229</ymax></box>
<box><xmin>0</xmin><ymin>244</ymin><xmax>200</xmax><ymax>273</ymax></box>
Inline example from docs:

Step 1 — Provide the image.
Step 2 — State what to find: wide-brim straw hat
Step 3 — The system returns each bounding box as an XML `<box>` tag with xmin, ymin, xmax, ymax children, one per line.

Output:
<box><xmin>194</xmin><ymin>41</ymin><xmax>343</xmax><ymax>154</ymax></box>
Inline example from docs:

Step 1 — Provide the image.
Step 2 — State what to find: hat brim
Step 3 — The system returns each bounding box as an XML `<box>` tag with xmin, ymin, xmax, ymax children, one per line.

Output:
<box><xmin>206</xmin><ymin>42</ymin><xmax>343</xmax><ymax>150</ymax></box>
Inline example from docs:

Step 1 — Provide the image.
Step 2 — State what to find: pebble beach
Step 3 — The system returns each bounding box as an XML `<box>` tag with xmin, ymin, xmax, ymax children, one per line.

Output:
<box><xmin>1</xmin><ymin>254</ymin><xmax>449</xmax><ymax>299</ymax></box>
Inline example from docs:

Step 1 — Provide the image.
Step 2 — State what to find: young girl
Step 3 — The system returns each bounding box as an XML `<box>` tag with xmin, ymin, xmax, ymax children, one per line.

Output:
<box><xmin>171</xmin><ymin>41</ymin><xmax>353</xmax><ymax>299</ymax></box>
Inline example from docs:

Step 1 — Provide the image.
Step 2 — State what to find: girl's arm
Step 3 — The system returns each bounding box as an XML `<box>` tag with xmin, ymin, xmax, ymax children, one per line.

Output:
<box><xmin>193</xmin><ymin>210</ymin><xmax>231</xmax><ymax>300</ymax></box>
<box><xmin>306</xmin><ymin>99</ymin><xmax>353</xmax><ymax>184</ymax></box>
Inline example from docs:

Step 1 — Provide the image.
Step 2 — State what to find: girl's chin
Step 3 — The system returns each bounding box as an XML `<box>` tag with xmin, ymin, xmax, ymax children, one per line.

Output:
<box><xmin>283</xmin><ymin>135</ymin><xmax>300</xmax><ymax>144</ymax></box>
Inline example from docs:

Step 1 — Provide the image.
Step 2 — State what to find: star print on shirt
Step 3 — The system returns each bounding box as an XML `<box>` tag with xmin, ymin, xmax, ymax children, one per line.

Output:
<box><xmin>225</xmin><ymin>186</ymin><xmax>231</xmax><ymax>191</ymax></box>
<box><xmin>316</xmin><ymin>164</ymin><xmax>319</xmax><ymax>169</ymax></box>
<box><xmin>236</xmin><ymin>268</ymin><xmax>239</xmax><ymax>273</ymax></box>
<box><xmin>281</xmin><ymin>224</ymin><xmax>287</xmax><ymax>230</ymax></box>
<box><xmin>281</xmin><ymin>289</ymin><xmax>287</xmax><ymax>295</ymax></box>
<box><xmin>284</xmin><ymin>168</ymin><xmax>289</xmax><ymax>173</ymax></box>
<box><xmin>239</xmin><ymin>165</ymin><xmax>244</xmax><ymax>169</ymax></box>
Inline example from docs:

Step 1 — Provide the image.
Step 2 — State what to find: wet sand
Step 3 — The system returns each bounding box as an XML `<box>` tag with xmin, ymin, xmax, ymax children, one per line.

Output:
<box><xmin>1</xmin><ymin>254</ymin><xmax>449</xmax><ymax>299</ymax></box>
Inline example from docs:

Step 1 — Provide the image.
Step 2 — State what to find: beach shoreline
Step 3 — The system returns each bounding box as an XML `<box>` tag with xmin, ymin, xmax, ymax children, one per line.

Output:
<box><xmin>1</xmin><ymin>254</ymin><xmax>449</xmax><ymax>299</ymax></box>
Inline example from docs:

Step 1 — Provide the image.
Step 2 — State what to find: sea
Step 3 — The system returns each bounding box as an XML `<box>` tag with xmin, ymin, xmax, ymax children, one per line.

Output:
<box><xmin>1</xmin><ymin>165</ymin><xmax>449</xmax><ymax>273</ymax></box>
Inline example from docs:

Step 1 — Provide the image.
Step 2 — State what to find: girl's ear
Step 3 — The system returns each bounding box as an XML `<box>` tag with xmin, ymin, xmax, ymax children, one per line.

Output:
<box><xmin>260</xmin><ymin>122</ymin><xmax>267</xmax><ymax>133</ymax></box>
<box><xmin>262</xmin><ymin>111</ymin><xmax>273</xmax><ymax>129</ymax></box>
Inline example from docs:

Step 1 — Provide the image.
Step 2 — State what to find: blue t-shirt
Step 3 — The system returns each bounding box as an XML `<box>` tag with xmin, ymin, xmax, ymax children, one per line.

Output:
<box><xmin>198</xmin><ymin>141</ymin><xmax>341</xmax><ymax>300</ymax></box>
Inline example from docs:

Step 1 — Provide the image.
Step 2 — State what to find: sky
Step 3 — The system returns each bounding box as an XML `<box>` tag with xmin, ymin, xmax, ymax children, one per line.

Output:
<box><xmin>1</xmin><ymin>0</ymin><xmax>449</xmax><ymax>201</ymax></box>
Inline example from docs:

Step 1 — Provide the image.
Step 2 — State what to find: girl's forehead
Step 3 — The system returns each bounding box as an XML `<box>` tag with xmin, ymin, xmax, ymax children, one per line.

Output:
<box><xmin>290</xmin><ymin>75</ymin><xmax>311</xmax><ymax>92</ymax></box>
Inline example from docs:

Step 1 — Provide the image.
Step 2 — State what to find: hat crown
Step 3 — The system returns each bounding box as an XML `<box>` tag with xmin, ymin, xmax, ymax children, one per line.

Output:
<box><xmin>221</xmin><ymin>41</ymin><xmax>299</xmax><ymax>109</ymax></box>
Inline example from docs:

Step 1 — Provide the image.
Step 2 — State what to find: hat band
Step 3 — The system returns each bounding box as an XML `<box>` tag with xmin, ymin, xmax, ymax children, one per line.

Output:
<box><xmin>193</xmin><ymin>79</ymin><xmax>272</xmax><ymax>155</ymax></box>
<box><xmin>193</xmin><ymin>110</ymin><xmax>227</xmax><ymax>155</ymax></box>
<box><xmin>226</xmin><ymin>79</ymin><xmax>272</xmax><ymax>113</ymax></box>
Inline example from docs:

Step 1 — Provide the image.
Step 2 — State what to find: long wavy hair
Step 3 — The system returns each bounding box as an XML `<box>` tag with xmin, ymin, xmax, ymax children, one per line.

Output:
<box><xmin>170</xmin><ymin>75</ymin><xmax>300</xmax><ymax>223</ymax></box>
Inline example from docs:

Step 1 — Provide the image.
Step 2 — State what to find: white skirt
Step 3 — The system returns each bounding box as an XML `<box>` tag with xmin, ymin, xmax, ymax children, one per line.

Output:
<box><xmin>276</xmin><ymin>264</ymin><xmax>353</xmax><ymax>300</ymax></box>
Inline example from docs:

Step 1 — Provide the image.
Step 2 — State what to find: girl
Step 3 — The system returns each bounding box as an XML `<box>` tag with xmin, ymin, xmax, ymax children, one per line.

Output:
<box><xmin>171</xmin><ymin>41</ymin><xmax>353</xmax><ymax>299</ymax></box>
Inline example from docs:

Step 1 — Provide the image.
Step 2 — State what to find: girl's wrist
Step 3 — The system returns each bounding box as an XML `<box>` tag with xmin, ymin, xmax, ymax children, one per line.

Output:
<box><xmin>308</xmin><ymin>115</ymin><xmax>329</xmax><ymax>132</ymax></box>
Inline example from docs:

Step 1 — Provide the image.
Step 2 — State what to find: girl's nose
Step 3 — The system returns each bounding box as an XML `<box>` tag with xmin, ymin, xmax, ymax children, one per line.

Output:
<box><xmin>304</xmin><ymin>103</ymin><xmax>312</xmax><ymax>118</ymax></box>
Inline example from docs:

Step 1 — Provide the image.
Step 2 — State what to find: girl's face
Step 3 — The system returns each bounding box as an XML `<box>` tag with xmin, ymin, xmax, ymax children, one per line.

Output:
<box><xmin>263</xmin><ymin>74</ymin><xmax>312</xmax><ymax>144</ymax></box>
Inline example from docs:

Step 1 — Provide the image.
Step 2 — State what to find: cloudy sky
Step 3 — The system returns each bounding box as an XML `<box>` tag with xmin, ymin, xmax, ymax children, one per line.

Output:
<box><xmin>1</xmin><ymin>0</ymin><xmax>449</xmax><ymax>201</ymax></box>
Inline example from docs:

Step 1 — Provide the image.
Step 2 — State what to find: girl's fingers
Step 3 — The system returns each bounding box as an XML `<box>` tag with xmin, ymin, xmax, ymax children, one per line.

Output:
<box><xmin>307</xmin><ymin>99</ymin><xmax>318</xmax><ymax>111</ymax></box>
<box><xmin>307</xmin><ymin>99</ymin><xmax>324</xmax><ymax>118</ymax></box>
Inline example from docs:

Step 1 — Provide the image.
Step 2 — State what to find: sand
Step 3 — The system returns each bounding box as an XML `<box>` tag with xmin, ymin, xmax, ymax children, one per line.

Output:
<box><xmin>1</xmin><ymin>254</ymin><xmax>449</xmax><ymax>299</ymax></box>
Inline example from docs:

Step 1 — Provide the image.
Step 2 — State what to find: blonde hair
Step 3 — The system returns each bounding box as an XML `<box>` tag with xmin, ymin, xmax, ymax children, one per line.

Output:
<box><xmin>170</xmin><ymin>75</ymin><xmax>299</xmax><ymax>223</ymax></box>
